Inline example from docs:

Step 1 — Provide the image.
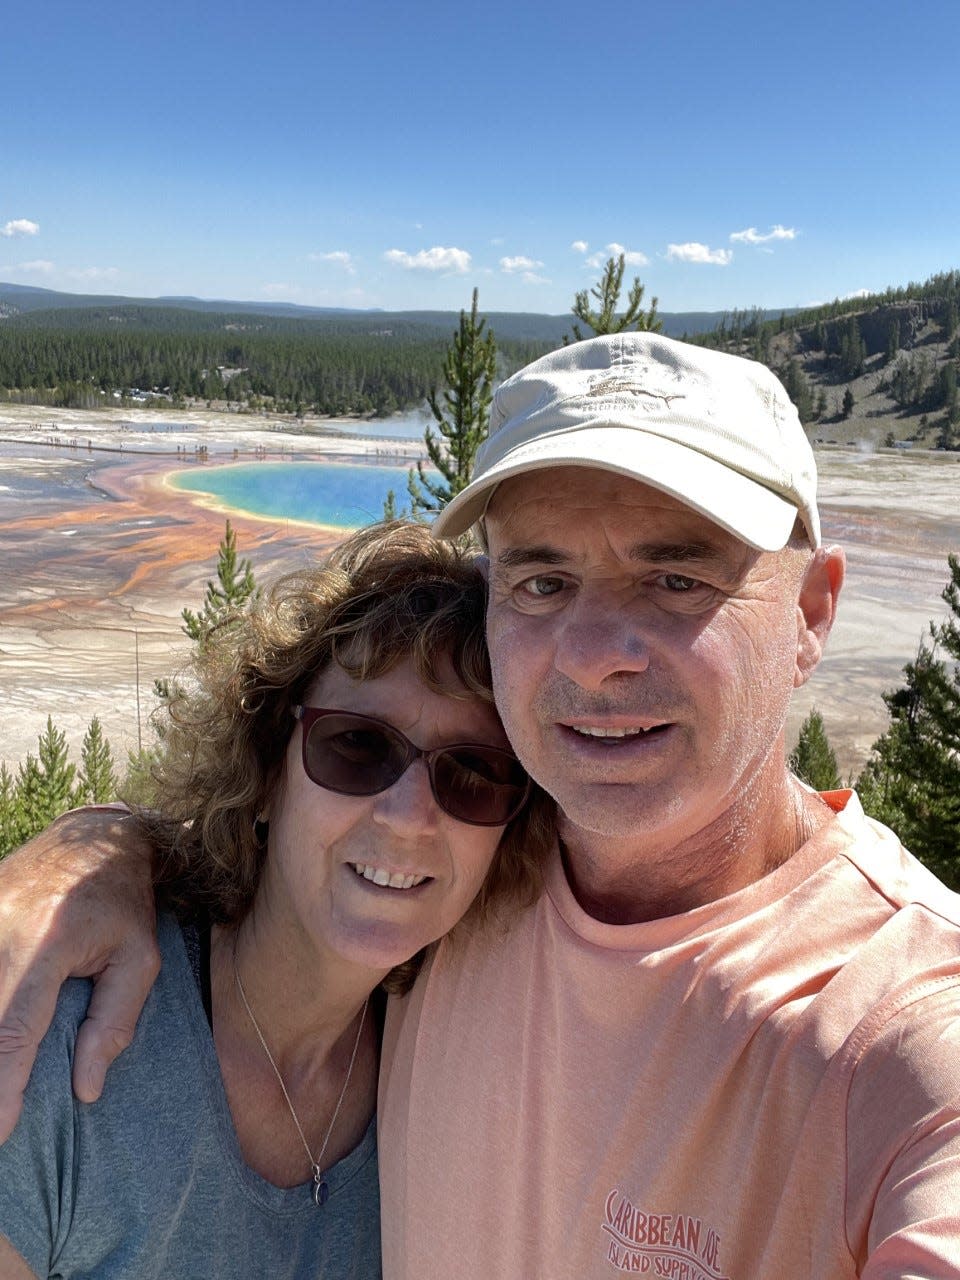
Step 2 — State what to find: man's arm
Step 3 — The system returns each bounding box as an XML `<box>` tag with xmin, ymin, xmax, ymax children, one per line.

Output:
<box><xmin>848</xmin><ymin>982</ymin><xmax>960</xmax><ymax>1276</ymax></box>
<box><xmin>0</xmin><ymin>807</ymin><xmax>159</xmax><ymax>1142</ymax></box>
<box><xmin>861</xmin><ymin>1113</ymin><xmax>960</xmax><ymax>1277</ymax></box>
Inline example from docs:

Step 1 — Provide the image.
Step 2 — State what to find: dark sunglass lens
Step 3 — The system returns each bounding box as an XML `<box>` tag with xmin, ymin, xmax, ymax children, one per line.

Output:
<box><xmin>305</xmin><ymin>715</ymin><xmax>406</xmax><ymax>794</ymax></box>
<box><xmin>433</xmin><ymin>748</ymin><xmax>528</xmax><ymax>824</ymax></box>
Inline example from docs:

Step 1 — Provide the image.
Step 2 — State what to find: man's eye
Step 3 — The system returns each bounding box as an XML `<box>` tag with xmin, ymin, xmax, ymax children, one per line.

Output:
<box><xmin>521</xmin><ymin>576</ymin><xmax>565</xmax><ymax>597</ymax></box>
<box><xmin>659</xmin><ymin>573</ymin><xmax>699</xmax><ymax>592</ymax></box>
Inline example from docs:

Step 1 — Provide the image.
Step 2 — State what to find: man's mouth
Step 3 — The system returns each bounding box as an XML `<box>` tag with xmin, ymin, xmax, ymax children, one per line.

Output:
<box><xmin>566</xmin><ymin>723</ymin><xmax>670</xmax><ymax>740</ymax></box>
<box><xmin>350</xmin><ymin>863</ymin><xmax>430</xmax><ymax>890</ymax></box>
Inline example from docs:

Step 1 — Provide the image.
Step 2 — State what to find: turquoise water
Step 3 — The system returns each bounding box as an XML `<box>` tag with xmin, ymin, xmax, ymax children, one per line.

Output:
<box><xmin>170</xmin><ymin>460</ymin><xmax>422</xmax><ymax>529</ymax></box>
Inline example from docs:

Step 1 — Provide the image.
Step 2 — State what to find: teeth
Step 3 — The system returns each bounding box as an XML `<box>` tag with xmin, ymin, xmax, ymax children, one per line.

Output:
<box><xmin>571</xmin><ymin>725</ymin><xmax>649</xmax><ymax>738</ymax></box>
<box><xmin>351</xmin><ymin>863</ymin><xmax>428</xmax><ymax>890</ymax></box>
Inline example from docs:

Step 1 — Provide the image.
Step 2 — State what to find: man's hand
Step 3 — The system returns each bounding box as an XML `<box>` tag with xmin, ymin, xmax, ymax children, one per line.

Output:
<box><xmin>0</xmin><ymin>807</ymin><xmax>159</xmax><ymax>1141</ymax></box>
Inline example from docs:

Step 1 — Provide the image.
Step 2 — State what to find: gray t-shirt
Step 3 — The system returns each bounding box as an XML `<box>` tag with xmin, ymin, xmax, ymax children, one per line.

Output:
<box><xmin>0</xmin><ymin>911</ymin><xmax>380</xmax><ymax>1278</ymax></box>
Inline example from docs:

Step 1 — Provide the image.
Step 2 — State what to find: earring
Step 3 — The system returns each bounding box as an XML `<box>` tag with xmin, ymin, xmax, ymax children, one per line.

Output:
<box><xmin>252</xmin><ymin>814</ymin><xmax>269</xmax><ymax>846</ymax></box>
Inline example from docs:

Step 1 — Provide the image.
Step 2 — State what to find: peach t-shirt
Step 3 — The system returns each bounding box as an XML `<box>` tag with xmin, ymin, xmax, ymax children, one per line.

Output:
<box><xmin>379</xmin><ymin>793</ymin><xmax>960</xmax><ymax>1278</ymax></box>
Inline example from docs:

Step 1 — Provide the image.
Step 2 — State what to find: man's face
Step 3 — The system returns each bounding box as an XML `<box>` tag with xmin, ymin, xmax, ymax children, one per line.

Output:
<box><xmin>484</xmin><ymin>467</ymin><xmax>827</xmax><ymax>849</ymax></box>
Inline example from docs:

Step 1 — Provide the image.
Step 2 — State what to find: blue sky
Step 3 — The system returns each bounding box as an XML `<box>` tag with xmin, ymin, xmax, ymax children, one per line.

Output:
<box><xmin>2</xmin><ymin>0</ymin><xmax>958</xmax><ymax>315</ymax></box>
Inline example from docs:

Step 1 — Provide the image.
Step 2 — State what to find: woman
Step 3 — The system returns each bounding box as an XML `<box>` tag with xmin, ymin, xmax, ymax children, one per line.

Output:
<box><xmin>0</xmin><ymin>521</ymin><xmax>551</xmax><ymax>1279</ymax></box>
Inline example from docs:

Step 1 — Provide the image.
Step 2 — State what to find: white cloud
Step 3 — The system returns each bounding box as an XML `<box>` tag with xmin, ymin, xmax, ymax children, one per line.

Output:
<box><xmin>729</xmin><ymin>224</ymin><xmax>797</xmax><ymax>246</ymax></box>
<box><xmin>1</xmin><ymin>218</ymin><xmax>40</xmax><ymax>238</ymax></box>
<box><xmin>804</xmin><ymin>287</ymin><xmax>872</xmax><ymax>308</ymax></box>
<box><xmin>522</xmin><ymin>272</ymin><xmax>550</xmax><ymax>285</ymax></box>
<box><xmin>14</xmin><ymin>259</ymin><xmax>55</xmax><ymax>274</ymax></box>
<box><xmin>308</xmin><ymin>250</ymin><xmax>355</xmax><ymax>273</ymax></box>
<box><xmin>583</xmin><ymin>244</ymin><xmax>649</xmax><ymax>269</ymax></box>
<box><xmin>606</xmin><ymin>242</ymin><xmax>649</xmax><ymax>266</ymax></box>
<box><xmin>666</xmin><ymin>242</ymin><xmax>733</xmax><ymax>266</ymax></box>
<box><xmin>499</xmin><ymin>255</ymin><xmax>544</xmax><ymax>274</ymax></box>
<box><xmin>383</xmin><ymin>246</ymin><xmax>471</xmax><ymax>273</ymax></box>
<box><xmin>570</xmin><ymin>239</ymin><xmax>589</xmax><ymax>254</ymax></box>
<box><xmin>67</xmin><ymin>266</ymin><xmax>119</xmax><ymax>281</ymax></box>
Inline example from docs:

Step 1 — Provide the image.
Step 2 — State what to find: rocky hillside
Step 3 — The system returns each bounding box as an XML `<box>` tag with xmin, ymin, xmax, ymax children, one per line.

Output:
<box><xmin>697</xmin><ymin>272</ymin><xmax>960</xmax><ymax>450</ymax></box>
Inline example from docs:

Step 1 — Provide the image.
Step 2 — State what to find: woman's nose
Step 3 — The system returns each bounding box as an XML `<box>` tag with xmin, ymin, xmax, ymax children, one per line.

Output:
<box><xmin>370</xmin><ymin>759</ymin><xmax>442</xmax><ymax>834</ymax></box>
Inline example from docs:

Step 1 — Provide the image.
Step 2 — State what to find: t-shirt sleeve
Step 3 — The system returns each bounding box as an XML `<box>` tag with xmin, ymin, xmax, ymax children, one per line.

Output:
<box><xmin>846</xmin><ymin>982</ymin><xmax>960</xmax><ymax>1277</ymax></box>
<box><xmin>0</xmin><ymin>982</ymin><xmax>88</xmax><ymax>1278</ymax></box>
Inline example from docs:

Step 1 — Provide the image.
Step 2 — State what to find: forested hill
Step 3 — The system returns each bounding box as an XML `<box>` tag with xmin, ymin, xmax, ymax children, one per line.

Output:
<box><xmin>691</xmin><ymin>269</ymin><xmax>960</xmax><ymax>449</ymax></box>
<box><xmin>0</xmin><ymin>284</ymin><xmax>786</xmax><ymax>418</ymax></box>
<box><xmin>0</xmin><ymin>280</ymin><xmax>775</xmax><ymax>341</ymax></box>
<box><xmin>0</xmin><ymin>293</ymin><xmax>554</xmax><ymax>416</ymax></box>
<box><xmin>0</xmin><ymin>273</ymin><xmax>957</xmax><ymax>442</ymax></box>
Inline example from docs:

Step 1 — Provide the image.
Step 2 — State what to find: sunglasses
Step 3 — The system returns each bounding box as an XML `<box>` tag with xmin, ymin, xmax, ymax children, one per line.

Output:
<box><xmin>292</xmin><ymin>707</ymin><xmax>531</xmax><ymax>827</ymax></box>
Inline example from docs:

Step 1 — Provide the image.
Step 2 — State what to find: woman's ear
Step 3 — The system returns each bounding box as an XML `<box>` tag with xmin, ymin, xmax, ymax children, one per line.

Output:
<box><xmin>795</xmin><ymin>546</ymin><xmax>845</xmax><ymax>689</ymax></box>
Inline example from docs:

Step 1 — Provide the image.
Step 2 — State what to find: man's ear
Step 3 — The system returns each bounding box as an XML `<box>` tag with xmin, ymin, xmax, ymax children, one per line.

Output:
<box><xmin>795</xmin><ymin>546</ymin><xmax>845</xmax><ymax>688</ymax></box>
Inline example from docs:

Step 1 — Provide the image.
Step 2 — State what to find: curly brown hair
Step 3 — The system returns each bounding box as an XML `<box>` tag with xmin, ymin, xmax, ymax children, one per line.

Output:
<box><xmin>145</xmin><ymin>520</ymin><xmax>554</xmax><ymax>977</ymax></box>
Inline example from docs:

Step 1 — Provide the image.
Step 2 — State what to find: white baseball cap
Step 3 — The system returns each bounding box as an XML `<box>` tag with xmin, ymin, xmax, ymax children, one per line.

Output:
<box><xmin>432</xmin><ymin>332</ymin><xmax>820</xmax><ymax>550</ymax></box>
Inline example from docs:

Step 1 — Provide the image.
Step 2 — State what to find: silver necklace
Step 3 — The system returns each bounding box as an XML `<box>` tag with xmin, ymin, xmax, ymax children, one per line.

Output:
<box><xmin>233</xmin><ymin>950</ymin><xmax>369</xmax><ymax>1206</ymax></box>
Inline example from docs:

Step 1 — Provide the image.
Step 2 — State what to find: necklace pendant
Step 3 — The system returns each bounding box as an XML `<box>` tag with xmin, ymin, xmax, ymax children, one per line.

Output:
<box><xmin>235</xmin><ymin>955</ymin><xmax>367</xmax><ymax>1215</ymax></box>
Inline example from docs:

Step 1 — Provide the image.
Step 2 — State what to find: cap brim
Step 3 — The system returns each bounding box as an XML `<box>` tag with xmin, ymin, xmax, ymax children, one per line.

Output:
<box><xmin>432</xmin><ymin>426</ymin><xmax>799</xmax><ymax>551</ymax></box>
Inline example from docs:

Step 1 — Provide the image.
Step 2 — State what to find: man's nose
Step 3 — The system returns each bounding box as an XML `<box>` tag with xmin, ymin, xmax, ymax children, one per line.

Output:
<box><xmin>552</xmin><ymin>604</ymin><xmax>651</xmax><ymax>690</ymax></box>
<box><xmin>370</xmin><ymin>759</ymin><xmax>442</xmax><ymax>835</ymax></box>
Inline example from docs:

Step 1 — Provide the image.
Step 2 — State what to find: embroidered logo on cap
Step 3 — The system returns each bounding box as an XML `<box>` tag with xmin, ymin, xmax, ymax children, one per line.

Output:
<box><xmin>584</xmin><ymin>374</ymin><xmax>686</xmax><ymax>409</ymax></box>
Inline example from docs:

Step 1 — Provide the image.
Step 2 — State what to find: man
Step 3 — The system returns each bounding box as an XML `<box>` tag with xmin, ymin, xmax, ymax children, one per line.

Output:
<box><xmin>1</xmin><ymin>334</ymin><xmax>958</xmax><ymax>1276</ymax></box>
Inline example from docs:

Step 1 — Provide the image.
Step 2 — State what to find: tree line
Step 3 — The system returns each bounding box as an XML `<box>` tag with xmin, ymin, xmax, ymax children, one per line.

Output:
<box><xmin>0</xmin><ymin>318</ymin><xmax>550</xmax><ymax>418</ymax></box>
<box><xmin>693</xmin><ymin>270</ymin><xmax>960</xmax><ymax>359</ymax></box>
<box><xmin>1</xmin><ymin>717</ymin><xmax>117</xmax><ymax>855</ymax></box>
<box><xmin>689</xmin><ymin>270</ymin><xmax>960</xmax><ymax>446</ymax></box>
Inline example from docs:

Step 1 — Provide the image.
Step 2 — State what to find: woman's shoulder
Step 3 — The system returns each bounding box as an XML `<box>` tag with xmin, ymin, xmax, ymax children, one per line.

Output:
<box><xmin>32</xmin><ymin>911</ymin><xmax>194</xmax><ymax>1086</ymax></box>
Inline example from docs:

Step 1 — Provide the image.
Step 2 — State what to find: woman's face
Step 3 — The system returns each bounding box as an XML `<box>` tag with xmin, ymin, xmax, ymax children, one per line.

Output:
<box><xmin>257</xmin><ymin>656</ymin><xmax>514</xmax><ymax>974</ymax></box>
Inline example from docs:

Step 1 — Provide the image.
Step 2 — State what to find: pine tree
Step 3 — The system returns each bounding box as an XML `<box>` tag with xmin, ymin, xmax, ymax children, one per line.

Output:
<box><xmin>12</xmin><ymin>754</ymin><xmax>46</xmax><ymax>848</ymax></box>
<box><xmin>75</xmin><ymin>716</ymin><xmax>117</xmax><ymax>804</ymax></box>
<box><xmin>856</xmin><ymin>553</ymin><xmax>960</xmax><ymax>889</ymax></box>
<box><xmin>842</xmin><ymin>386</ymin><xmax>855</xmax><ymax>419</ymax></box>
<box><xmin>789</xmin><ymin>709</ymin><xmax>841</xmax><ymax>790</ymax></box>
<box><xmin>781</xmin><ymin>359</ymin><xmax>815</xmax><ymax>424</ymax></box>
<box><xmin>156</xmin><ymin>519</ymin><xmax>262</xmax><ymax>705</ymax></box>
<box><xmin>37</xmin><ymin>717</ymin><xmax>76</xmax><ymax>817</ymax></box>
<box><xmin>942</xmin><ymin>298</ymin><xmax>958</xmax><ymax>341</ymax></box>
<box><xmin>567</xmin><ymin>254</ymin><xmax>661</xmax><ymax>343</ymax></box>
<box><xmin>11</xmin><ymin>717</ymin><xmax>77</xmax><ymax>846</ymax></box>
<box><xmin>181</xmin><ymin>518</ymin><xmax>259</xmax><ymax>644</ymax></box>
<box><xmin>119</xmin><ymin>745</ymin><xmax>163</xmax><ymax>808</ymax></box>
<box><xmin>838</xmin><ymin>316</ymin><xmax>866</xmax><ymax>379</ymax></box>
<box><xmin>0</xmin><ymin>765</ymin><xmax>17</xmax><ymax>858</ymax></box>
<box><xmin>938</xmin><ymin>363</ymin><xmax>958</xmax><ymax>424</ymax></box>
<box><xmin>885</xmin><ymin>318</ymin><xmax>901</xmax><ymax>365</ymax></box>
<box><xmin>407</xmin><ymin>289</ymin><xmax>497</xmax><ymax>518</ymax></box>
